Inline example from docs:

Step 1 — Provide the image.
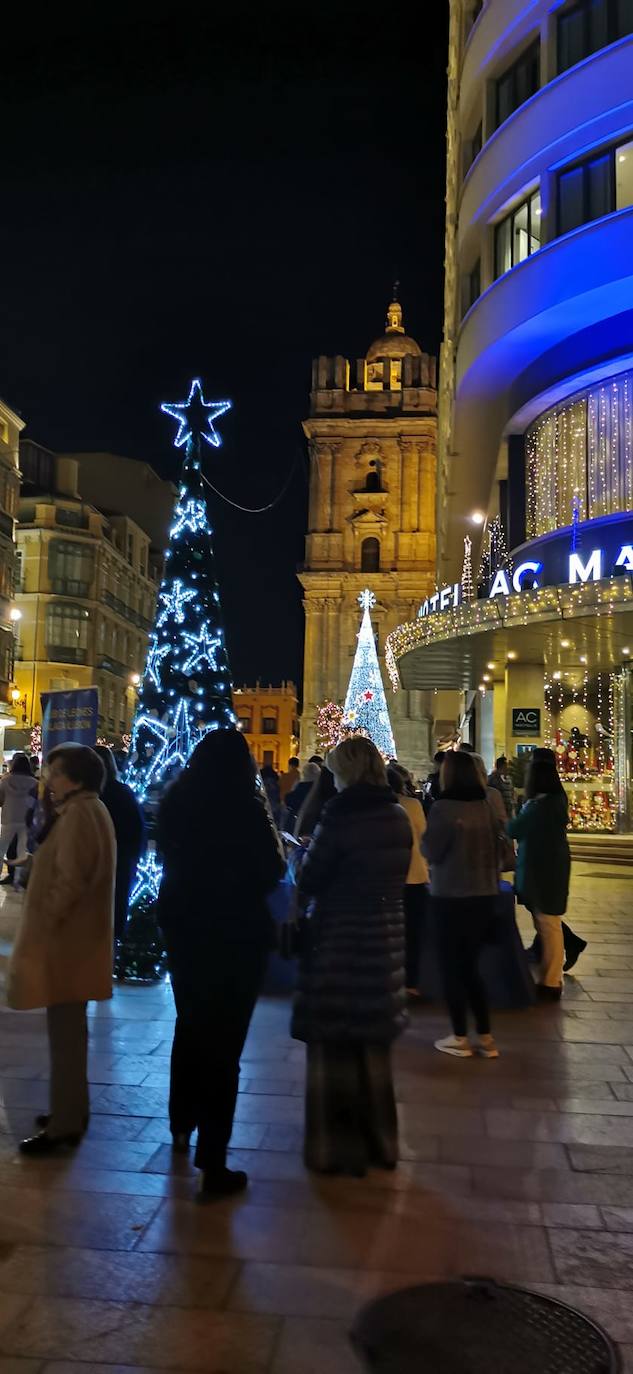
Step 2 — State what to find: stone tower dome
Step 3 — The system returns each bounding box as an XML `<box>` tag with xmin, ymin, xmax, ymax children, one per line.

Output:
<box><xmin>366</xmin><ymin>292</ymin><xmax>423</xmax><ymax>362</ymax></box>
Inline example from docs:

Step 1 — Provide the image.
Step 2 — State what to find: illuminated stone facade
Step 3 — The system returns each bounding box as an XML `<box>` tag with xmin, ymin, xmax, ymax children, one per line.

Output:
<box><xmin>233</xmin><ymin>682</ymin><xmax>299</xmax><ymax>773</ymax></box>
<box><xmin>300</xmin><ymin>297</ymin><xmax>437</xmax><ymax>775</ymax></box>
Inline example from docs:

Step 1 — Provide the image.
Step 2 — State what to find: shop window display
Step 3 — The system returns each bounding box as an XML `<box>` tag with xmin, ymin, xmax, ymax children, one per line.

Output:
<box><xmin>545</xmin><ymin>670</ymin><xmax>616</xmax><ymax>831</ymax></box>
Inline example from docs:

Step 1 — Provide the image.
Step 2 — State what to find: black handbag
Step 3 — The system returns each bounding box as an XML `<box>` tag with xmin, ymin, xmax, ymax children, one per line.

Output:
<box><xmin>486</xmin><ymin>800</ymin><xmax>516</xmax><ymax>873</ymax></box>
<box><xmin>278</xmin><ymin>887</ymin><xmax>310</xmax><ymax>960</ymax></box>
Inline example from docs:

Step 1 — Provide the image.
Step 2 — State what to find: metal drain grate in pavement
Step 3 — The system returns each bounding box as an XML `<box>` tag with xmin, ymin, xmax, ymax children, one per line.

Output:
<box><xmin>351</xmin><ymin>1278</ymin><xmax>620</xmax><ymax>1373</ymax></box>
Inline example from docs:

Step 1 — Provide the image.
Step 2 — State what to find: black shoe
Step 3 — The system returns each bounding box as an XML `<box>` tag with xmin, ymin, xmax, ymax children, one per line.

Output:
<box><xmin>564</xmin><ymin>937</ymin><xmax>587</xmax><ymax>973</ymax></box>
<box><xmin>537</xmin><ymin>984</ymin><xmax>563</xmax><ymax>1003</ymax></box>
<box><xmin>197</xmin><ymin>1168</ymin><xmax>248</xmax><ymax>1202</ymax></box>
<box><xmin>20</xmin><ymin>1130</ymin><xmax>81</xmax><ymax>1155</ymax></box>
<box><xmin>0</xmin><ymin>874</ymin><xmax>13</xmax><ymax>886</ymax></box>
<box><xmin>35</xmin><ymin>1113</ymin><xmax>89</xmax><ymax>1132</ymax></box>
<box><xmin>171</xmin><ymin>1131</ymin><xmax>191</xmax><ymax>1154</ymax></box>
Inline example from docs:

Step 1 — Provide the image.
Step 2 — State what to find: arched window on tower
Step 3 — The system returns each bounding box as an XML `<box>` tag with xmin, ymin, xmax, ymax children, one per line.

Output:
<box><xmin>361</xmin><ymin>537</ymin><xmax>380</xmax><ymax>573</ymax></box>
<box><xmin>365</xmin><ymin>461</ymin><xmax>381</xmax><ymax>492</ymax></box>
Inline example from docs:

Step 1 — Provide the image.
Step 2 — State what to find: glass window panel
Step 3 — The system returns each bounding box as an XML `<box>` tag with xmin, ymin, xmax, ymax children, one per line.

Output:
<box><xmin>495</xmin><ymin>216</ymin><xmax>512</xmax><ymax>277</ymax></box>
<box><xmin>512</xmin><ymin>201</ymin><xmax>529</xmax><ymax>264</ymax></box>
<box><xmin>46</xmin><ymin>604</ymin><xmax>89</xmax><ymax>650</ymax></box>
<box><xmin>529</xmin><ymin>191</ymin><xmax>542</xmax><ymax>252</ymax></box>
<box><xmin>461</xmin><ymin>260</ymin><xmax>481</xmax><ymax>316</ymax></box>
<box><xmin>588</xmin><ymin>0</ymin><xmax>609</xmax><ymax>51</ymax></box>
<box><xmin>496</xmin><ymin>71</ymin><xmax>514</xmax><ymax>126</ymax></box>
<box><xmin>588</xmin><ymin>151</ymin><xmax>613</xmax><ymax>220</ymax></box>
<box><xmin>558</xmin><ymin>4</ymin><xmax>587</xmax><ymax>71</ymax></box>
<box><xmin>558</xmin><ymin>166</ymin><xmax>585</xmax><ymax>234</ymax></box>
<box><xmin>616</xmin><ymin>139</ymin><xmax>633</xmax><ymax>209</ymax></box>
<box><xmin>617</xmin><ymin>0</ymin><xmax>633</xmax><ymax>35</ymax></box>
<box><xmin>516</xmin><ymin>42</ymin><xmax>540</xmax><ymax>106</ymax></box>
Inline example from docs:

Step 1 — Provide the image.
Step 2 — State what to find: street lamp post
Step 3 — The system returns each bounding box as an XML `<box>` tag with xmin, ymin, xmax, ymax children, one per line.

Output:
<box><xmin>8</xmin><ymin>607</ymin><xmax>22</xmax><ymax>707</ymax></box>
<box><xmin>11</xmin><ymin>687</ymin><xmax>28</xmax><ymax>725</ymax></box>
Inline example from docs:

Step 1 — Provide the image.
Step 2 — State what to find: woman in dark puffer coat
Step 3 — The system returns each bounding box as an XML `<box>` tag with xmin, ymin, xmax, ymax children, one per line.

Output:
<box><xmin>292</xmin><ymin>736</ymin><xmax>411</xmax><ymax>1177</ymax></box>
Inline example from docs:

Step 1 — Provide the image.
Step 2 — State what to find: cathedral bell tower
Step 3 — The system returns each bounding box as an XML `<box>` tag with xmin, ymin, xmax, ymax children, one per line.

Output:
<box><xmin>299</xmin><ymin>293</ymin><xmax>437</xmax><ymax>773</ymax></box>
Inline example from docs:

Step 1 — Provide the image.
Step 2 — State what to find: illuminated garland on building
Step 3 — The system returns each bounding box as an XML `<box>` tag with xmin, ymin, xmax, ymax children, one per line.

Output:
<box><xmin>461</xmin><ymin>535</ymin><xmax>474</xmax><ymax>603</ymax></box>
<box><xmin>526</xmin><ymin>370</ymin><xmax>633</xmax><ymax>537</ymax></box>
<box><xmin>385</xmin><ymin>575</ymin><xmax>633</xmax><ymax>691</ymax></box>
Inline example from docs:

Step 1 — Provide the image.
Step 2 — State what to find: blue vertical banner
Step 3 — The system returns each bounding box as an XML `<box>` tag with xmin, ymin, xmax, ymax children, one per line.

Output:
<box><xmin>40</xmin><ymin>687</ymin><xmax>99</xmax><ymax>760</ymax></box>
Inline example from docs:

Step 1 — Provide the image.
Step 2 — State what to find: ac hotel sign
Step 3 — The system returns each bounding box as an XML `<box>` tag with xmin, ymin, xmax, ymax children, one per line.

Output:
<box><xmin>419</xmin><ymin>514</ymin><xmax>633</xmax><ymax>619</ymax></box>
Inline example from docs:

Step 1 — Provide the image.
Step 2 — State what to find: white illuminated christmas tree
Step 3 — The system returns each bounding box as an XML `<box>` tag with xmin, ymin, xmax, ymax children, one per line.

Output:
<box><xmin>342</xmin><ymin>590</ymin><xmax>396</xmax><ymax>758</ymax></box>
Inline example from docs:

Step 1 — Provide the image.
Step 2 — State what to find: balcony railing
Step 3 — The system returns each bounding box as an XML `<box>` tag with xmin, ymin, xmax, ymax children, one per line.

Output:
<box><xmin>47</xmin><ymin>645</ymin><xmax>88</xmax><ymax>664</ymax></box>
<box><xmin>50</xmin><ymin>578</ymin><xmax>92</xmax><ymax>598</ymax></box>
<box><xmin>102</xmin><ymin>588</ymin><xmax>154</xmax><ymax>631</ymax></box>
<box><xmin>97</xmin><ymin>654</ymin><xmax>130</xmax><ymax>678</ymax></box>
<box><xmin>56</xmin><ymin>508</ymin><xmax>88</xmax><ymax>529</ymax></box>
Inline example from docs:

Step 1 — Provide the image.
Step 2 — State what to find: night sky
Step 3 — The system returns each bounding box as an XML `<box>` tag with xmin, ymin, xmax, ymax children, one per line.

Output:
<box><xmin>2</xmin><ymin>3</ymin><xmax>449</xmax><ymax>693</ymax></box>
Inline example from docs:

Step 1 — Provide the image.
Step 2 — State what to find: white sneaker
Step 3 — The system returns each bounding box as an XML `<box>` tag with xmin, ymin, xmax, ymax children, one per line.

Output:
<box><xmin>434</xmin><ymin>1035</ymin><xmax>473</xmax><ymax>1058</ymax></box>
<box><xmin>476</xmin><ymin>1034</ymin><xmax>499</xmax><ymax>1059</ymax></box>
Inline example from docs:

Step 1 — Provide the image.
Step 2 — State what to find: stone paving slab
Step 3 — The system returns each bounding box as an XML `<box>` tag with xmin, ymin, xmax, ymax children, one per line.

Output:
<box><xmin>0</xmin><ymin>868</ymin><xmax>631</xmax><ymax>1370</ymax></box>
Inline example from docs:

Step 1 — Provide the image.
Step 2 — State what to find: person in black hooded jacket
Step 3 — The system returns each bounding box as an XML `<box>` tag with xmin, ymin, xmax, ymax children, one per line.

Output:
<box><xmin>292</xmin><ymin>736</ymin><xmax>411</xmax><ymax>1177</ymax></box>
<box><xmin>94</xmin><ymin>747</ymin><xmax>145</xmax><ymax>944</ymax></box>
<box><xmin>157</xmin><ymin>728</ymin><xmax>285</xmax><ymax>1201</ymax></box>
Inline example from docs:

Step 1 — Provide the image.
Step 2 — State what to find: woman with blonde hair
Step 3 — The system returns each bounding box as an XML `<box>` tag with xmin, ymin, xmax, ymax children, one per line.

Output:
<box><xmin>292</xmin><ymin>736</ymin><xmax>411</xmax><ymax>1176</ymax></box>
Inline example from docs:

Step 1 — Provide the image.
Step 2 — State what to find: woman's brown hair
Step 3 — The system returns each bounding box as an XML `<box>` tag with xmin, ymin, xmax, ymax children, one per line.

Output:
<box><xmin>439</xmin><ymin>749</ymin><xmax>485</xmax><ymax>799</ymax></box>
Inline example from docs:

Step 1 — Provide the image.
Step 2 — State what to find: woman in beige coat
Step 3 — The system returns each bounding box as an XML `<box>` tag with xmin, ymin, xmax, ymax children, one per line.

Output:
<box><xmin>7</xmin><ymin>744</ymin><xmax>116</xmax><ymax>1156</ymax></box>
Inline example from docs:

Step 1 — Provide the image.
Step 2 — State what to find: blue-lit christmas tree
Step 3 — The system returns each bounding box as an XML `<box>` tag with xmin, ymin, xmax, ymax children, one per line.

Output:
<box><xmin>341</xmin><ymin>590</ymin><xmax>396</xmax><ymax>759</ymax></box>
<box><xmin>116</xmin><ymin>379</ymin><xmax>235</xmax><ymax>980</ymax></box>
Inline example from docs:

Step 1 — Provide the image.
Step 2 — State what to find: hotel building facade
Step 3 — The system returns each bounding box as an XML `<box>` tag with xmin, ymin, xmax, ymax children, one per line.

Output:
<box><xmin>387</xmin><ymin>0</ymin><xmax>633</xmax><ymax>830</ymax></box>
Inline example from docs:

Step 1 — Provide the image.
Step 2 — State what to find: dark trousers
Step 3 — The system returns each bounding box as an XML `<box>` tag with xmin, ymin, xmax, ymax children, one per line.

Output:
<box><xmin>1</xmin><ymin>834</ymin><xmax>17</xmax><ymax>876</ymax></box>
<box><xmin>434</xmin><ymin>896</ymin><xmax>494</xmax><ymax>1037</ymax></box>
<box><xmin>47</xmin><ymin>1001</ymin><xmax>89</xmax><ymax>1136</ymax></box>
<box><xmin>403</xmin><ymin>884</ymin><xmax>426</xmax><ymax>989</ymax></box>
<box><xmin>169</xmin><ymin>946</ymin><xmax>266</xmax><ymax>1172</ymax></box>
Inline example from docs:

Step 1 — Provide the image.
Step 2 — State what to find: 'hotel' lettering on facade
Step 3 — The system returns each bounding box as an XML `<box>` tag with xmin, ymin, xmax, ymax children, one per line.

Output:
<box><xmin>419</xmin><ymin>537</ymin><xmax>633</xmax><ymax>618</ymax></box>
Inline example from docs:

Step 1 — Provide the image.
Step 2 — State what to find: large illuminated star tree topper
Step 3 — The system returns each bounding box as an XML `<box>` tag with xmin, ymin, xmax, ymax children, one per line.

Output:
<box><xmin>341</xmin><ymin>590</ymin><xmax>396</xmax><ymax>759</ymax></box>
<box><xmin>117</xmin><ymin>379</ymin><xmax>235</xmax><ymax>980</ymax></box>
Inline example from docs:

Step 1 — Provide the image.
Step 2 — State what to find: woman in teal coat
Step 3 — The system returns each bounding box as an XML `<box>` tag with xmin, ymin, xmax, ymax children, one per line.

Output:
<box><xmin>507</xmin><ymin>750</ymin><xmax>572</xmax><ymax>1002</ymax></box>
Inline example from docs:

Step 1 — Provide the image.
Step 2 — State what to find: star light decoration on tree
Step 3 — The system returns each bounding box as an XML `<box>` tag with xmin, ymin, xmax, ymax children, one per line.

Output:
<box><xmin>121</xmin><ymin>379</ymin><xmax>236</xmax><ymax>962</ymax></box>
<box><xmin>161</xmin><ymin>378</ymin><xmax>232</xmax><ymax>450</ymax></box>
<box><xmin>341</xmin><ymin>589</ymin><xmax>396</xmax><ymax>759</ymax></box>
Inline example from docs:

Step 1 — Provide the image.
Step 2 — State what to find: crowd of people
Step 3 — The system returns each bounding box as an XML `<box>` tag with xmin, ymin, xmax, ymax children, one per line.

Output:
<box><xmin>2</xmin><ymin>727</ymin><xmax>578</xmax><ymax>1197</ymax></box>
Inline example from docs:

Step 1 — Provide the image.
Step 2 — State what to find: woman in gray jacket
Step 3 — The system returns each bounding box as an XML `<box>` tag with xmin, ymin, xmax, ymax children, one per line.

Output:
<box><xmin>423</xmin><ymin>750</ymin><xmax>500</xmax><ymax>1059</ymax></box>
<box><xmin>0</xmin><ymin>754</ymin><xmax>37</xmax><ymax>887</ymax></box>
